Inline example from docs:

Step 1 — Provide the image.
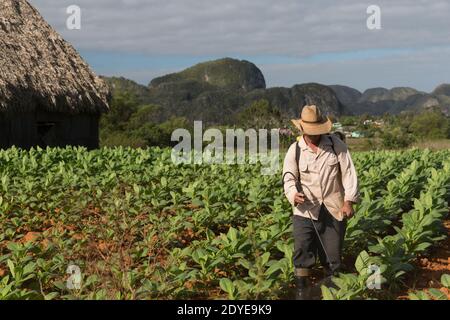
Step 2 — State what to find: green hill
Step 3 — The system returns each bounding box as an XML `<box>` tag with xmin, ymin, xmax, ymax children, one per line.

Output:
<box><xmin>150</xmin><ymin>58</ymin><xmax>266</xmax><ymax>91</ymax></box>
<box><xmin>432</xmin><ymin>84</ymin><xmax>450</xmax><ymax>96</ymax></box>
<box><xmin>102</xmin><ymin>58</ymin><xmax>346</xmax><ymax>126</ymax></box>
<box><xmin>101</xmin><ymin>76</ymin><xmax>151</xmax><ymax>104</ymax></box>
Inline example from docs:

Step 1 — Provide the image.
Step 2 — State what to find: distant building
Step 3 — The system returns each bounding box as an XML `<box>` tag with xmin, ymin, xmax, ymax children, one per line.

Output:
<box><xmin>351</xmin><ymin>131</ymin><xmax>364</xmax><ymax>138</ymax></box>
<box><xmin>333</xmin><ymin>122</ymin><xmax>343</xmax><ymax>130</ymax></box>
<box><xmin>374</xmin><ymin>120</ymin><xmax>384</xmax><ymax>127</ymax></box>
<box><xmin>363</xmin><ymin>119</ymin><xmax>384</xmax><ymax>128</ymax></box>
<box><xmin>0</xmin><ymin>0</ymin><xmax>110</xmax><ymax>150</ymax></box>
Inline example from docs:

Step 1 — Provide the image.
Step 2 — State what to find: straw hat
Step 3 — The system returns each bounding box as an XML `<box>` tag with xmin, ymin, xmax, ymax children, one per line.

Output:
<box><xmin>291</xmin><ymin>105</ymin><xmax>332</xmax><ymax>135</ymax></box>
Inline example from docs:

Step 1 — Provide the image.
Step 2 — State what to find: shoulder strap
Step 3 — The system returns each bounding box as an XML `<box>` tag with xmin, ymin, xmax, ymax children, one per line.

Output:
<box><xmin>328</xmin><ymin>134</ymin><xmax>338</xmax><ymax>157</ymax></box>
<box><xmin>331</xmin><ymin>140</ymin><xmax>337</xmax><ymax>157</ymax></box>
<box><xmin>328</xmin><ymin>134</ymin><xmax>342</xmax><ymax>175</ymax></box>
<box><xmin>281</xmin><ymin>141</ymin><xmax>302</xmax><ymax>189</ymax></box>
<box><xmin>294</xmin><ymin>141</ymin><xmax>302</xmax><ymax>191</ymax></box>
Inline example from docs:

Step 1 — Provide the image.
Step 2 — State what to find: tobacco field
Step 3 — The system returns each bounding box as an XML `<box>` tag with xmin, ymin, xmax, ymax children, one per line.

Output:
<box><xmin>0</xmin><ymin>146</ymin><xmax>449</xmax><ymax>300</ymax></box>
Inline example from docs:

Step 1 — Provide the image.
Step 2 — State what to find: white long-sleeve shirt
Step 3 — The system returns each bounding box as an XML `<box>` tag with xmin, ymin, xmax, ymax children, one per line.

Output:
<box><xmin>282</xmin><ymin>135</ymin><xmax>360</xmax><ymax>221</ymax></box>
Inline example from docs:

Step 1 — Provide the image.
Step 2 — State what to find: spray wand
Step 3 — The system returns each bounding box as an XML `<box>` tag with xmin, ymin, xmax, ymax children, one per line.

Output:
<box><xmin>282</xmin><ymin>172</ymin><xmax>333</xmax><ymax>271</ymax></box>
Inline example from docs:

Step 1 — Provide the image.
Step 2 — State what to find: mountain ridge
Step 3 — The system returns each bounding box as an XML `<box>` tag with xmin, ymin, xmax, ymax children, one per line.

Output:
<box><xmin>103</xmin><ymin>58</ymin><xmax>345</xmax><ymax>125</ymax></box>
<box><xmin>330</xmin><ymin>84</ymin><xmax>449</xmax><ymax>116</ymax></box>
<box><xmin>102</xmin><ymin>58</ymin><xmax>450</xmax><ymax>123</ymax></box>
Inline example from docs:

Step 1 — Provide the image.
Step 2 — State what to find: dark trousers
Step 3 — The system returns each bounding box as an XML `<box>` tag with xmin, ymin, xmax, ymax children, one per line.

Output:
<box><xmin>292</xmin><ymin>204</ymin><xmax>347</xmax><ymax>276</ymax></box>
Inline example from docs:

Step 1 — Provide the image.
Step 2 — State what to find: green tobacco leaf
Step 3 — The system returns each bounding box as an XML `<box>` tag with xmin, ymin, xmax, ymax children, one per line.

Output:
<box><xmin>7</xmin><ymin>242</ymin><xmax>20</xmax><ymax>252</ymax></box>
<box><xmin>413</xmin><ymin>242</ymin><xmax>432</xmax><ymax>253</ymax></box>
<box><xmin>7</xmin><ymin>260</ymin><xmax>15</xmax><ymax>278</ymax></box>
<box><xmin>191</xmin><ymin>198</ymin><xmax>204</xmax><ymax>207</ymax></box>
<box><xmin>264</xmin><ymin>262</ymin><xmax>281</xmax><ymax>277</ymax></box>
<box><xmin>44</xmin><ymin>292</ymin><xmax>59</xmax><ymax>300</ymax></box>
<box><xmin>321</xmin><ymin>286</ymin><xmax>335</xmax><ymax>300</ymax></box>
<box><xmin>261</xmin><ymin>252</ymin><xmax>271</xmax><ymax>264</ymax></box>
<box><xmin>238</xmin><ymin>259</ymin><xmax>251</xmax><ymax>270</ymax></box>
<box><xmin>219</xmin><ymin>278</ymin><xmax>235</xmax><ymax>298</ymax></box>
<box><xmin>408</xmin><ymin>292</ymin><xmax>420</xmax><ymax>300</ymax></box>
<box><xmin>414</xmin><ymin>291</ymin><xmax>430</xmax><ymax>300</ymax></box>
<box><xmin>355</xmin><ymin>250</ymin><xmax>370</xmax><ymax>274</ymax></box>
<box><xmin>428</xmin><ymin>288</ymin><xmax>447</xmax><ymax>300</ymax></box>
<box><xmin>441</xmin><ymin>274</ymin><xmax>450</xmax><ymax>289</ymax></box>
<box><xmin>53</xmin><ymin>280</ymin><xmax>67</xmax><ymax>291</ymax></box>
<box><xmin>227</xmin><ymin>227</ymin><xmax>238</xmax><ymax>242</ymax></box>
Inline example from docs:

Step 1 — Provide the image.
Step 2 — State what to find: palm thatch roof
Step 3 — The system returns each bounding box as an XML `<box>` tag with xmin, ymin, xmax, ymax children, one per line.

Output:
<box><xmin>0</xmin><ymin>0</ymin><xmax>109</xmax><ymax>115</ymax></box>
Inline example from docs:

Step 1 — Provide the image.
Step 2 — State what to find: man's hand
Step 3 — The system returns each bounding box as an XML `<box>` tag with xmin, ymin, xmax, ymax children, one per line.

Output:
<box><xmin>294</xmin><ymin>192</ymin><xmax>307</xmax><ymax>206</ymax></box>
<box><xmin>341</xmin><ymin>201</ymin><xmax>355</xmax><ymax>218</ymax></box>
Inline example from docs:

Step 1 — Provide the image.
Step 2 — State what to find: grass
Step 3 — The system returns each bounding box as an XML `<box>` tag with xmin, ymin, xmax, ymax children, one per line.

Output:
<box><xmin>412</xmin><ymin>139</ymin><xmax>450</xmax><ymax>150</ymax></box>
<box><xmin>346</xmin><ymin>138</ymin><xmax>450</xmax><ymax>152</ymax></box>
<box><xmin>346</xmin><ymin>138</ymin><xmax>381</xmax><ymax>152</ymax></box>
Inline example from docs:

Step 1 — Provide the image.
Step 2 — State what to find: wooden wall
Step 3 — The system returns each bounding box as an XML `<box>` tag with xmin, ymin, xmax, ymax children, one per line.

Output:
<box><xmin>0</xmin><ymin>111</ymin><xmax>100</xmax><ymax>150</ymax></box>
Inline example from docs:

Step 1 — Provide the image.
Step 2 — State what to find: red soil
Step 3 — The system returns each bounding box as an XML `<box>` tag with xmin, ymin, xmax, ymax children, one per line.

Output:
<box><xmin>397</xmin><ymin>217</ymin><xmax>450</xmax><ymax>299</ymax></box>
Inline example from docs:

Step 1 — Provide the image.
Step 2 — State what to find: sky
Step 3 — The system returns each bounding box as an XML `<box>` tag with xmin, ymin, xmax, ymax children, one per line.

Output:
<box><xmin>29</xmin><ymin>0</ymin><xmax>450</xmax><ymax>92</ymax></box>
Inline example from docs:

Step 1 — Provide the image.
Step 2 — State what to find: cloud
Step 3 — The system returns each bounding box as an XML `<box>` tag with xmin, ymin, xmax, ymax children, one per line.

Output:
<box><xmin>29</xmin><ymin>0</ymin><xmax>450</xmax><ymax>56</ymax></box>
<box><xmin>28</xmin><ymin>0</ymin><xmax>450</xmax><ymax>90</ymax></box>
<box><xmin>259</xmin><ymin>46</ymin><xmax>450</xmax><ymax>92</ymax></box>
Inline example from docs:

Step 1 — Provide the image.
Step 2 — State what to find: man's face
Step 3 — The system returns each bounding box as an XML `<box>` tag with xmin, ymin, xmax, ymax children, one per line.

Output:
<box><xmin>304</xmin><ymin>134</ymin><xmax>321</xmax><ymax>145</ymax></box>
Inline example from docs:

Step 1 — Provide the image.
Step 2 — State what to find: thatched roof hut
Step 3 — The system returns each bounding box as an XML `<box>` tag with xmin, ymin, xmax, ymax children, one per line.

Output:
<box><xmin>0</xmin><ymin>0</ymin><xmax>110</xmax><ymax>149</ymax></box>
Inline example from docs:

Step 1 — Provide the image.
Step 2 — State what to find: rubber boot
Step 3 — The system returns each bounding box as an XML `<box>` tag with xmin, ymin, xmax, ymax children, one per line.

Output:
<box><xmin>295</xmin><ymin>276</ymin><xmax>312</xmax><ymax>300</ymax></box>
<box><xmin>315</xmin><ymin>265</ymin><xmax>338</xmax><ymax>292</ymax></box>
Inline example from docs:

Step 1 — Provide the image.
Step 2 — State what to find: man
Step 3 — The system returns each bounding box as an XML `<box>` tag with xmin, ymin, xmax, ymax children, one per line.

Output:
<box><xmin>282</xmin><ymin>105</ymin><xmax>360</xmax><ymax>300</ymax></box>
